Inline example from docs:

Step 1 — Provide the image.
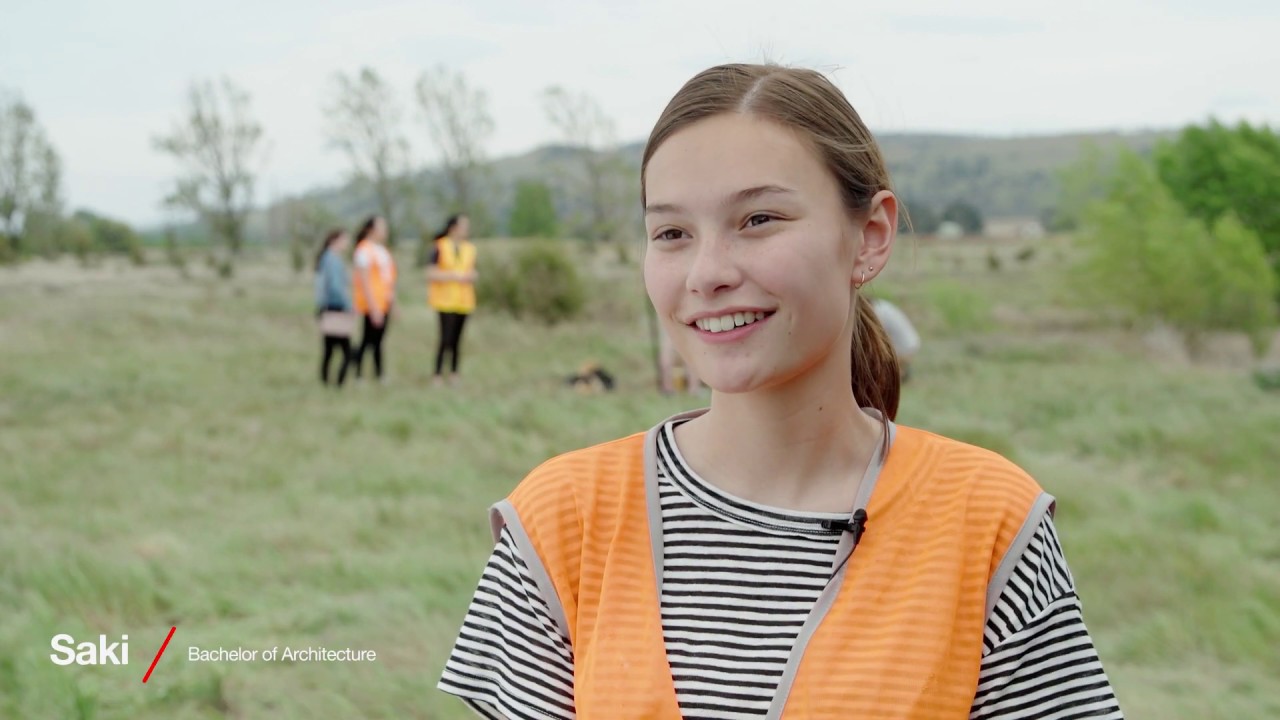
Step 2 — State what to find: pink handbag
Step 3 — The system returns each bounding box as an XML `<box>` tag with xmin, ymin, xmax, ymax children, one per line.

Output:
<box><xmin>318</xmin><ymin>311</ymin><xmax>356</xmax><ymax>337</ymax></box>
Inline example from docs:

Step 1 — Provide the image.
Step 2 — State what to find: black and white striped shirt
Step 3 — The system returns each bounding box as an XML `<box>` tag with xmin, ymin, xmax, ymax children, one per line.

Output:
<box><xmin>439</xmin><ymin>421</ymin><xmax>1123</xmax><ymax>718</ymax></box>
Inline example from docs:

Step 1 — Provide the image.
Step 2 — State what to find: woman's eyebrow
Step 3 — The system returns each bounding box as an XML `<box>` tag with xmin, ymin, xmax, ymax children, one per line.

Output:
<box><xmin>645</xmin><ymin>184</ymin><xmax>796</xmax><ymax>216</ymax></box>
<box><xmin>727</xmin><ymin>184</ymin><xmax>795</xmax><ymax>206</ymax></box>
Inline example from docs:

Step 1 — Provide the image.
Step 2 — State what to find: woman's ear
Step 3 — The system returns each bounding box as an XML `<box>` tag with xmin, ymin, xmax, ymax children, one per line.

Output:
<box><xmin>853</xmin><ymin>190</ymin><xmax>897</xmax><ymax>285</ymax></box>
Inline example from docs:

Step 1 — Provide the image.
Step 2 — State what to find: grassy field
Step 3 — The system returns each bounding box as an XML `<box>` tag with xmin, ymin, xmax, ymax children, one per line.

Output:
<box><xmin>2</xmin><ymin>237</ymin><xmax>1278</xmax><ymax>719</ymax></box>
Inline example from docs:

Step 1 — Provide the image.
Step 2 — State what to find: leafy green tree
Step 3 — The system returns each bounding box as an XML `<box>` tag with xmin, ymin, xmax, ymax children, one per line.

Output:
<box><xmin>1072</xmin><ymin>150</ymin><xmax>1275</xmax><ymax>346</ymax></box>
<box><xmin>941</xmin><ymin>200</ymin><xmax>983</xmax><ymax>234</ymax></box>
<box><xmin>1039</xmin><ymin>205</ymin><xmax>1073</xmax><ymax>232</ymax></box>
<box><xmin>73</xmin><ymin>210</ymin><xmax>144</xmax><ymax>263</ymax></box>
<box><xmin>56</xmin><ymin>216</ymin><xmax>95</xmax><ymax>263</ymax></box>
<box><xmin>1205</xmin><ymin>213</ymin><xmax>1278</xmax><ymax>346</ymax></box>
<box><xmin>508</xmin><ymin>180</ymin><xmax>558</xmax><ymax>238</ymax></box>
<box><xmin>1155</xmin><ymin>119</ymin><xmax>1280</xmax><ymax>291</ymax></box>
<box><xmin>20</xmin><ymin>208</ymin><xmax>64</xmax><ymax>257</ymax></box>
<box><xmin>900</xmin><ymin>199</ymin><xmax>939</xmax><ymax>234</ymax></box>
<box><xmin>0</xmin><ymin>91</ymin><xmax>63</xmax><ymax>257</ymax></box>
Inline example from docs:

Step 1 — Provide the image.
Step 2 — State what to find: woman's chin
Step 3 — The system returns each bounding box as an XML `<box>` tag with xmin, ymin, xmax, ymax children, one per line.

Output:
<box><xmin>696</xmin><ymin>369</ymin><xmax>769</xmax><ymax>396</ymax></box>
<box><xmin>696</xmin><ymin>358</ymin><xmax>824</xmax><ymax>397</ymax></box>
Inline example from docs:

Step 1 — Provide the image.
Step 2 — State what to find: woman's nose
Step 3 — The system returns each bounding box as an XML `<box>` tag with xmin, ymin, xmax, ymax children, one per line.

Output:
<box><xmin>685</xmin><ymin>233</ymin><xmax>743</xmax><ymax>296</ymax></box>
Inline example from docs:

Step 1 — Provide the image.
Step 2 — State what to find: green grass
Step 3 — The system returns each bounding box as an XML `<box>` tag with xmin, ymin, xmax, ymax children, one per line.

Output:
<box><xmin>2</xmin><ymin>240</ymin><xmax>1278</xmax><ymax>718</ymax></box>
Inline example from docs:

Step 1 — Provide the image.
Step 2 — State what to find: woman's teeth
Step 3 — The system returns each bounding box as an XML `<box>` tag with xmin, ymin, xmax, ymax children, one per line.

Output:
<box><xmin>695</xmin><ymin>311</ymin><xmax>767</xmax><ymax>334</ymax></box>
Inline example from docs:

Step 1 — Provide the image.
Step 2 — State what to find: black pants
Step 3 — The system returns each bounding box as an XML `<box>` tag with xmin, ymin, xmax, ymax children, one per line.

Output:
<box><xmin>435</xmin><ymin>312</ymin><xmax>469</xmax><ymax>375</ymax></box>
<box><xmin>354</xmin><ymin>311</ymin><xmax>391</xmax><ymax>379</ymax></box>
<box><xmin>321</xmin><ymin>335</ymin><xmax>352</xmax><ymax>386</ymax></box>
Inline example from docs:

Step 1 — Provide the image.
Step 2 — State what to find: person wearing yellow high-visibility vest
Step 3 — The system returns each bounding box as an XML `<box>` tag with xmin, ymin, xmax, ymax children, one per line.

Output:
<box><xmin>425</xmin><ymin>214</ymin><xmax>477</xmax><ymax>387</ymax></box>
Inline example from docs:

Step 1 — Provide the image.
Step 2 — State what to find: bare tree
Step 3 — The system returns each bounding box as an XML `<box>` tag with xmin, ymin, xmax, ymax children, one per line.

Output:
<box><xmin>325</xmin><ymin>67</ymin><xmax>412</xmax><ymax>245</ymax></box>
<box><xmin>284</xmin><ymin>195</ymin><xmax>342</xmax><ymax>273</ymax></box>
<box><xmin>415</xmin><ymin>65</ymin><xmax>494</xmax><ymax>224</ymax></box>
<box><xmin>0</xmin><ymin>91</ymin><xmax>62</xmax><ymax>253</ymax></box>
<box><xmin>541</xmin><ymin>86</ymin><xmax>634</xmax><ymax>243</ymax></box>
<box><xmin>152</xmin><ymin>77</ymin><xmax>266</xmax><ymax>268</ymax></box>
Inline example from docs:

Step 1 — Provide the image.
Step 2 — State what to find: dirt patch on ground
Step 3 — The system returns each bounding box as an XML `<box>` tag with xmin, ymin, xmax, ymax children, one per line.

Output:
<box><xmin>1188</xmin><ymin>332</ymin><xmax>1257</xmax><ymax>371</ymax></box>
<box><xmin>1140</xmin><ymin>324</ymin><xmax>1194</xmax><ymax>367</ymax></box>
<box><xmin>1263</xmin><ymin>330</ymin><xmax>1280</xmax><ymax>366</ymax></box>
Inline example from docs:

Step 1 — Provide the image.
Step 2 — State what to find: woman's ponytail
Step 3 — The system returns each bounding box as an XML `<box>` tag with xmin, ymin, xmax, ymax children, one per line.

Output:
<box><xmin>851</xmin><ymin>293</ymin><xmax>900</xmax><ymax>421</ymax></box>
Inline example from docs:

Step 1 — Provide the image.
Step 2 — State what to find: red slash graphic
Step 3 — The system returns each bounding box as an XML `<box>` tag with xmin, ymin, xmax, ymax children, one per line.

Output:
<box><xmin>142</xmin><ymin>626</ymin><xmax>176</xmax><ymax>683</ymax></box>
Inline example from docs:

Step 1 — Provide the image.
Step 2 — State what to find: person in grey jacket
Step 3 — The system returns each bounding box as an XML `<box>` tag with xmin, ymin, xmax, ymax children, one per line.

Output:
<box><xmin>314</xmin><ymin>229</ymin><xmax>354</xmax><ymax>387</ymax></box>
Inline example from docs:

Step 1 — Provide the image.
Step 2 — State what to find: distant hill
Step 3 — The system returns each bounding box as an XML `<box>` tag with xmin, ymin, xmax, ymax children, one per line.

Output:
<box><xmin>213</xmin><ymin>129</ymin><xmax>1173</xmax><ymax>244</ymax></box>
<box><xmin>875</xmin><ymin>130</ymin><xmax>1172</xmax><ymax>220</ymax></box>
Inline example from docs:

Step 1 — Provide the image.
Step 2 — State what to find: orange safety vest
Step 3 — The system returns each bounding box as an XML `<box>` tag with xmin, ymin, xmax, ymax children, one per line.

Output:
<box><xmin>352</xmin><ymin>240</ymin><xmax>396</xmax><ymax>315</ymax></box>
<box><xmin>427</xmin><ymin>236</ymin><xmax>476</xmax><ymax>314</ymax></box>
<box><xmin>488</xmin><ymin>409</ymin><xmax>1053</xmax><ymax>719</ymax></box>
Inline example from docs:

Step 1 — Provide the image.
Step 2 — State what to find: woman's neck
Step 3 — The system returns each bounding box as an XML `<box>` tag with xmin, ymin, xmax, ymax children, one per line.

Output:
<box><xmin>675</xmin><ymin>363</ymin><xmax>883</xmax><ymax>513</ymax></box>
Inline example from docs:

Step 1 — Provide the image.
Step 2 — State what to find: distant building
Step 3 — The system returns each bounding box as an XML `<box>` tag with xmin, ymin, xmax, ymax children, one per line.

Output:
<box><xmin>937</xmin><ymin>221</ymin><xmax>964</xmax><ymax>240</ymax></box>
<box><xmin>1019</xmin><ymin>221</ymin><xmax>1046</xmax><ymax>240</ymax></box>
<box><xmin>983</xmin><ymin>216</ymin><xmax>1046</xmax><ymax>240</ymax></box>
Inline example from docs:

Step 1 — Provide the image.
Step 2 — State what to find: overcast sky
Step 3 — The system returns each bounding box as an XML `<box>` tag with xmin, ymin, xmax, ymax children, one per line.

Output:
<box><xmin>3</xmin><ymin>0</ymin><xmax>1277</xmax><ymax>226</ymax></box>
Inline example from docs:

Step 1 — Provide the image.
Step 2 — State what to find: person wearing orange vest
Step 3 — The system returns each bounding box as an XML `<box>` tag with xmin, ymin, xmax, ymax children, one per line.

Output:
<box><xmin>439</xmin><ymin>64</ymin><xmax>1123</xmax><ymax>719</ymax></box>
<box><xmin>350</xmin><ymin>215</ymin><xmax>397</xmax><ymax>383</ymax></box>
<box><xmin>425</xmin><ymin>213</ymin><xmax>477</xmax><ymax>387</ymax></box>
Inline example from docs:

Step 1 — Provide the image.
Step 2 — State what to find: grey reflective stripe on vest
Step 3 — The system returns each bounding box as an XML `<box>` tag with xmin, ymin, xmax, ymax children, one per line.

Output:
<box><xmin>488</xmin><ymin>499</ymin><xmax>572</xmax><ymax>644</ymax></box>
<box><xmin>645</xmin><ymin>408</ymin><xmax>712</xmax><ymax>598</ymax></box>
<box><xmin>765</xmin><ymin>418</ymin><xmax>896</xmax><ymax>720</ymax></box>
<box><xmin>985</xmin><ymin>491</ymin><xmax>1057</xmax><ymax>620</ymax></box>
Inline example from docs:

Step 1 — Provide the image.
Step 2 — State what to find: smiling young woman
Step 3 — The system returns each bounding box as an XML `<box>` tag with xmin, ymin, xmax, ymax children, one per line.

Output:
<box><xmin>437</xmin><ymin>63</ymin><xmax>1124</xmax><ymax>720</ymax></box>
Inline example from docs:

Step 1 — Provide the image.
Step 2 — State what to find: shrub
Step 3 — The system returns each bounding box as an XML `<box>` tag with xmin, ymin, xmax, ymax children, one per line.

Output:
<box><xmin>0</xmin><ymin>234</ymin><xmax>15</xmax><ymax>265</ymax></box>
<box><xmin>477</xmin><ymin>241</ymin><xmax>585</xmax><ymax>325</ymax></box>
<box><xmin>1253</xmin><ymin>368</ymin><xmax>1280</xmax><ymax>392</ymax></box>
<box><xmin>475</xmin><ymin>253</ymin><xmax>520</xmax><ymax>316</ymax></box>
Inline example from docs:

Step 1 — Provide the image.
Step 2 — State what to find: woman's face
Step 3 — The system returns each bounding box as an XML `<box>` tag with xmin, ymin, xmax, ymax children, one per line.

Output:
<box><xmin>374</xmin><ymin>218</ymin><xmax>388</xmax><ymax>243</ymax></box>
<box><xmin>643</xmin><ymin>113</ymin><xmax>884</xmax><ymax>395</ymax></box>
<box><xmin>455</xmin><ymin>216</ymin><xmax>470</xmax><ymax>239</ymax></box>
<box><xmin>335</xmin><ymin>232</ymin><xmax>350</xmax><ymax>252</ymax></box>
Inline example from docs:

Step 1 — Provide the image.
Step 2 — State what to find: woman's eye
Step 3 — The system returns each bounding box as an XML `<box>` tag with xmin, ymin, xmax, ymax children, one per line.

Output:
<box><xmin>654</xmin><ymin>228</ymin><xmax>686</xmax><ymax>241</ymax></box>
<box><xmin>746</xmin><ymin>214</ymin><xmax>774</xmax><ymax>227</ymax></box>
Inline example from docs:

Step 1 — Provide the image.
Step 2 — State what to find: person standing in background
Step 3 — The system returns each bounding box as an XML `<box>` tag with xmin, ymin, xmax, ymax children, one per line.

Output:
<box><xmin>870</xmin><ymin>297</ymin><xmax>921</xmax><ymax>382</ymax></box>
<box><xmin>426</xmin><ymin>214</ymin><xmax>477</xmax><ymax>387</ymax></box>
<box><xmin>658</xmin><ymin>323</ymin><xmax>703</xmax><ymax>395</ymax></box>
<box><xmin>314</xmin><ymin>228</ymin><xmax>354</xmax><ymax>387</ymax></box>
<box><xmin>351</xmin><ymin>215</ymin><xmax>397</xmax><ymax>383</ymax></box>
